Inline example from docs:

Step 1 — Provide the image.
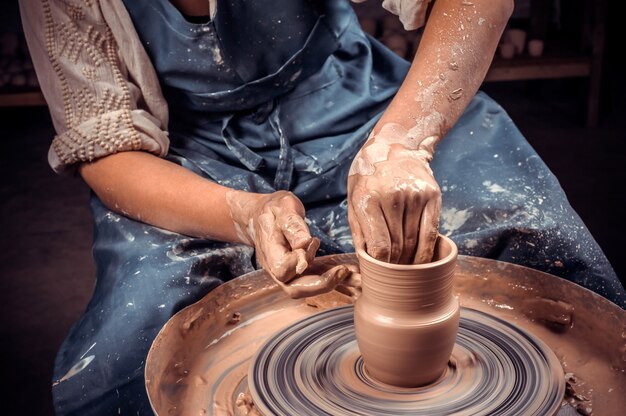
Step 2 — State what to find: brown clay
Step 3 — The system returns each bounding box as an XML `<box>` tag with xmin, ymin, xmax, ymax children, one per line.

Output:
<box><xmin>354</xmin><ymin>234</ymin><xmax>459</xmax><ymax>386</ymax></box>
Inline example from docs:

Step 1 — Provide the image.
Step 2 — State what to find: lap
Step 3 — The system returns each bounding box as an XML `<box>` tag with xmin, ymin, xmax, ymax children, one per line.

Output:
<box><xmin>433</xmin><ymin>92</ymin><xmax>625</xmax><ymax>307</ymax></box>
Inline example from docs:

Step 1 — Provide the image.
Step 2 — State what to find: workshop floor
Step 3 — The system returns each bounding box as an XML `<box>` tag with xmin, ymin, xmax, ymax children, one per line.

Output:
<box><xmin>1</xmin><ymin>78</ymin><xmax>624</xmax><ymax>415</ymax></box>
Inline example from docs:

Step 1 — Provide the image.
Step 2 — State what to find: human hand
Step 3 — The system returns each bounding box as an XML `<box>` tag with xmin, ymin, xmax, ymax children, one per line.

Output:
<box><xmin>227</xmin><ymin>190</ymin><xmax>319</xmax><ymax>282</ymax></box>
<box><xmin>227</xmin><ymin>190</ymin><xmax>357</xmax><ymax>298</ymax></box>
<box><xmin>348</xmin><ymin>123</ymin><xmax>441</xmax><ymax>264</ymax></box>
<box><xmin>279</xmin><ymin>261</ymin><xmax>361</xmax><ymax>300</ymax></box>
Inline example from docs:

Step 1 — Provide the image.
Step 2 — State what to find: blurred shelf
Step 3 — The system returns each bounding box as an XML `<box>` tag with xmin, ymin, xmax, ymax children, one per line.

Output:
<box><xmin>0</xmin><ymin>90</ymin><xmax>46</xmax><ymax>107</ymax></box>
<box><xmin>484</xmin><ymin>0</ymin><xmax>606</xmax><ymax>127</ymax></box>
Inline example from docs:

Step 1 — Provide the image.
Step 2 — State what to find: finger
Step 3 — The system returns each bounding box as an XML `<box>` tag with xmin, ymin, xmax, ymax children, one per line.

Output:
<box><xmin>294</xmin><ymin>249</ymin><xmax>308</xmax><ymax>275</ymax></box>
<box><xmin>348</xmin><ymin>206</ymin><xmax>365</xmax><ymax>252</ymax></box>
<box><xmin>344</xmin><ymin>264</ymin><xmax>360</xmax><ymax>275</ymax></box>
<box><xmin>334</xmin><ymin>284</ymin><xmax>361</xmax><ymax>300</ymax></box>
<box><xmin>282</xmin><ymin>265</ymin><xmax>351</xmax><ymax>299</ymax></box>
<box><xmin>291</xmin><ymin>237</ymin><xmax>320</xmax><ymax>276</ymax></box>
<box><xmin>257</xmin><ymin>212</ymin><xmax>299</xmax><ymax>282</ymax></box>
<box><xmin>413</xmin><ymin>198</ymin><xmax>441</xmax><ymax>264</ymax></box>
<box><xmin>305</xmin><ymin>237</ymin><xmax>320</xmax><ymax>265</ymax></box>
<box><xmin>274</xmin><ymin>250</ymin><xmax>304</xmax><ymax>283</ymax></box>
<box><xmin>399</xmin><ymin>194</ymin><xmax>422</xmax><ymax>264</ymax></box>
<box><xmin>341</xmin><ymin>266</ymin><xmax>361</xmax><ymax>290</ymax></box>
<box><xmin>275</xmin><ymin>210</ymin><xmax>312</xmax><ymax>250</ymax></box>
<box><xmin>353</xmin><ymin>193</ymin><xmax>391</xmax><ymax>262</ymax></box>
<box><xmin>336</xmin><ymin>270</ymin><xmax>362</xmax><ymax>299</ymax></box>
<box><xmin>381</xmin><ymin>190</ymin><xmax>405</xmax><ymax>263</ymax></box>
<box><xmin>252</xmin><ymin>212</ymin><xmax>272</xmax><ymax>273</ymax></box>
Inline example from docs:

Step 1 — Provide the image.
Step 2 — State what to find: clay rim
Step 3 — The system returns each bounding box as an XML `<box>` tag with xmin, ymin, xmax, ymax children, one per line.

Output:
<box><xmin>356</xmin><ymin>234</ymin><xmax>458</xmax><ymax>270</ymax></box>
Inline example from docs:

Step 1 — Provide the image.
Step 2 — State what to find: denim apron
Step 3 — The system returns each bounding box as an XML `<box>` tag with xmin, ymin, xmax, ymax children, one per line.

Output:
<box><xmin>52</xmin><ymin>0</ymin><xmax>625</xmax><ymax>414</ymax></box>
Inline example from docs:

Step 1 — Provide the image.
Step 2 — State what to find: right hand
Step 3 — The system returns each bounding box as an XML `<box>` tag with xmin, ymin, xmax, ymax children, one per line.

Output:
<box><xmin>347</xmin><ymin>124</ymin><xmax>442</xmax><ymax>265</ymax></box>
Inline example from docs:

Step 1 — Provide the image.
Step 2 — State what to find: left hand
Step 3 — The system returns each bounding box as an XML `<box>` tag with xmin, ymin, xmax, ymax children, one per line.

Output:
<box><xmin>227</xmin><ymin>190</ymin><xmax>359</xmax><ymax>299</ymax></box>
<box><xmin>348</xmin><ymin>123</ymin><xmax>442</xmax><ymax>264</ymax></box>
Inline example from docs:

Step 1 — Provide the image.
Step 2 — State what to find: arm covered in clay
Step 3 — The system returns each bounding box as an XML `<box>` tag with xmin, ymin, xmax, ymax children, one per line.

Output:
<box><xmin>348</xmin><ymin>0</ymin><xmax>513</xmax><ymax>264</ymax></box>
<box><xmin>20</xmin><ymin>0</ymin><xmax>350</xmax><ymax>297</ymax></box>
<box><xmin>79</xmin><ymin>152</ymin><xmax>322</xmax><ymax>283</ymax></box>
<box><xmin>82</xmin><ymin>152</ymin><xmax>358</xmax><ymax>299</ymax></box>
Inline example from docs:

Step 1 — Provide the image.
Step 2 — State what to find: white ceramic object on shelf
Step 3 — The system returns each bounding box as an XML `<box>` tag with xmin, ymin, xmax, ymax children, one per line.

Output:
<box><xmin>504</xmin><ymin>28</ymin><xmax>526</xmax><ymax>55</ymax></box>
<box><xmin>499</xmin><ymin>43</ymin><xmax>515</xmax><ymax>59</ymax></box>
<box><xmin>528</xmin><ymin>39</ymin><xmax>544</xmax><ymax>57</ymax></box>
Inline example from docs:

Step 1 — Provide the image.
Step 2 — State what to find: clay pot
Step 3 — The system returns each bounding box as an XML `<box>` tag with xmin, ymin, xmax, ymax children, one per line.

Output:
<box><xmin>354</xmin><ymin>235</ymin><xmax>459</xmax><ymax>387</ymax></box>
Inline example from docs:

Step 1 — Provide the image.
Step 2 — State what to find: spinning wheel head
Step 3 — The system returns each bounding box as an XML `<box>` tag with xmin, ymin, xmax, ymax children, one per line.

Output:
<box><xmin>249</xmin><ymin>306</ymin><xmax>564</xmax><ymax>416</ymax></box>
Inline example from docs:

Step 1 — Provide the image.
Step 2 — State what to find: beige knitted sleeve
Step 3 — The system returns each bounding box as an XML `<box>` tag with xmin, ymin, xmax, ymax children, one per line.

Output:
<box><xmin>19</xmin><ymin>0</ymin><xmax>170</xmax><ymax>173</ymax></box>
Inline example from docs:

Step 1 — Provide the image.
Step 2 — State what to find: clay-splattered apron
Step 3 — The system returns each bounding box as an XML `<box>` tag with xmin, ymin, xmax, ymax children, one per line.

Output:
<box><xmin>52</xmin><ymin>0</ymin><xmax>625</xmax><ymax>414</ymax></box>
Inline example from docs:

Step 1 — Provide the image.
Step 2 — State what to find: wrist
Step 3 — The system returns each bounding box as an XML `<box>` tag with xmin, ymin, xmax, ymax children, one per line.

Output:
<box><xmin>225</xmin><ymin>190</ymin><xmax>264</xmax><ymax>245</ymax></box>
<box><xmin>365</xmin><ymin>122</ymin><xmax>439</xmax><ymax>160</ymax></box>
<box><xmin>387</xmin><ymin>141</ymin><xmax>435</xmax><ymax>164</ymax></box>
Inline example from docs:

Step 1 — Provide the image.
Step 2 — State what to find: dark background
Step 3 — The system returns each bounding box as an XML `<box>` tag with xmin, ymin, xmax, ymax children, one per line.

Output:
<box><xmin>1</xmin><ymin>1</ymin><xmax>625</xmax><ymax>415</ymax></box>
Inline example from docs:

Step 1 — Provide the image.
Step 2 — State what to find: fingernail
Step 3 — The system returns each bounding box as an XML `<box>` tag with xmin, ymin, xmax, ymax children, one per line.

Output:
<box><xmin>306</xmin><ymin>238</ymin><xmax>320</xmax><ymax>257</ymax></box>
<box><xmin>336</xmin><ymin>267</ymin><xmax>349</xmax><ymax>282</ymax></box>
<box><xmin>295</xmin><ymin>249</ymin><xmax>308</xmax><ymax>275</ymax></box>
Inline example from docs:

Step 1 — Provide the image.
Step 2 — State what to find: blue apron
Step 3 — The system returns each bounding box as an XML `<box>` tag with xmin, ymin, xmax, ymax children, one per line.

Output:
<box><xmin>52</xmin><ymin>0</ymin><xmax>625</xmax><ymax>414</ymax></box>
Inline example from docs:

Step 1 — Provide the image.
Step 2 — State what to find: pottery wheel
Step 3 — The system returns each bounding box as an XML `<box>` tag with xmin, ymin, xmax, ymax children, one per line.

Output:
<box><xmin>249</xmin><ymin>306</ymin><xmax>564</xmax><ymax>416</ymax></box>
<box><xmin>145</xmin><ymin>255</ymin><xmax>626</xmax><ymax>416</ymax></box>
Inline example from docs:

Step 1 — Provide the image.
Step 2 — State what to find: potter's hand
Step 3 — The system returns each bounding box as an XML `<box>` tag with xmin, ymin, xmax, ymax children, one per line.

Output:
<box><xmin>280</xmin><ymin>262</ymin><xmax>361</xmax><ymax>300</ymax></box>
<box><xmin>348</xmin><ymin>123</ymin><xmax>441</xmax><ymax>264</ymax></box>
<box><xmin>350</xmin><ymin>0</ymin><xmax>432</xmax><ymax>30</ymax></box>
<box><xmin>228</xmin><ymin>190</ymin><xmax>358</xmax><ymax>299</ymax></box>
<box><xmin>228</xmin><ymin>190</ymin><xmax>320</xmax><ymax>285</ymax></box>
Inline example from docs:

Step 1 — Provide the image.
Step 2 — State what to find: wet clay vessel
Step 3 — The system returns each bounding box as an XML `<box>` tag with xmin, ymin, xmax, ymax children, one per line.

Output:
<box><xmin>354</xmin><ymin>235</ymin><xmax>459</xmax><ymax>387</ymax></box>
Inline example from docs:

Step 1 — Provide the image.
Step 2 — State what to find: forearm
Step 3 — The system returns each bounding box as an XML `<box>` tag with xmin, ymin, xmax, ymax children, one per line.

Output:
<box><xmin>376</xmin><ymin>0</ymin><xmax>513</xmax><ymax>143</ymax></box>
<box><xmin>348</xmin><ymin>0</ymin><xmax>512</xmax><ymax>263</ymax></box>
<box><xmin>79</xmin><ymin>151</ymin><xmax>253</xmax><ymax>243</ymax></box>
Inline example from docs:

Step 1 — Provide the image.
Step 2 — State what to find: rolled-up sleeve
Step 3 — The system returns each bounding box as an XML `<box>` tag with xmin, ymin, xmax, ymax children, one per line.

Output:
<box><xmin>19</xmin><ymin>0</ymin><xmax>170</xmax><ymax>173</ymax></box>
<box><xmin>350</xmin><ymin>0</ymin><xmax>432</xmax><ymax>31</ymax></box>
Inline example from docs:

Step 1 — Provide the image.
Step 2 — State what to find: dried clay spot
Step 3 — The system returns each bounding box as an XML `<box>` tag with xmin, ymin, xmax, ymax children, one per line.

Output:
<box><xmin>448</xmin><ymin>88</ymin><xmax>464</xmax><ymax>101</ymax></box>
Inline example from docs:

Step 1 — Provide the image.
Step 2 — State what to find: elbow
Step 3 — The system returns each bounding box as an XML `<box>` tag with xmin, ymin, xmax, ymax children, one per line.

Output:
<box><xmin>490</xmin><ymin>0</ymin><xmax>515</xmax><ymax>30</ymax></box>
<box><xmin>501</xmin><ymin>0</ymin><xmax>515</xmax><ymax>22</ymax></box>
